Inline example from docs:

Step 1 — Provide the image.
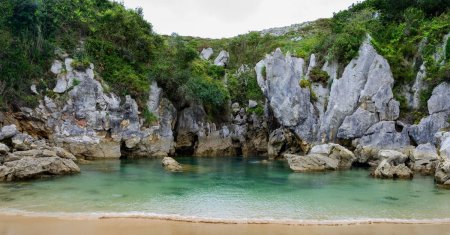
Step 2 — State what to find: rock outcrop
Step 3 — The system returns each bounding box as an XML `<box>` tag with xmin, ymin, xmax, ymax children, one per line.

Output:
<box><xmin>410</xmin><ymin>82</ymin><xmax>450</xmax><ymax>145</ymax></box>
<box><xmin>410</xmin><ymin>143</ymin><xmax>439</xmax><ymax>175</ymax></box>
<box><xmin>20</xmin><ymin>58</ymin><xmax>177</xmax><ymax>159</ymax></box>
<box><xmin>0</xmin><ymin>129</ymin><xmax>80</xmax><ymax>182</ymax></box>
<box><xmin>200</xmin><ymin>48</ymin><xmax>214</xmax><ymax>60</ymax></box>
<box><xmin>214</xmin><ymin>50</ymin><xmax>230</xmax><ymax>67</ymax></box>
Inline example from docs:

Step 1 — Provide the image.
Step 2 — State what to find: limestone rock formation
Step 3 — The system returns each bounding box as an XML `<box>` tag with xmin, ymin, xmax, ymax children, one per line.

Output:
<box><xmin>373</xmin><ymin>159</ymin><xmax>413</xmax><ymax>179</ymax></box>
<box><xmin>200</xmin><ymin>48</ymin><xmax>214</xmax><ymax>60</ymax></box>
<box><xmin>410</xmin><ymin>143</ymin><xmax>439</xmax><ymax>175</ymax></box>
<box><xmin>410</xmin><ymin>82</ymin><xmax>450</xmax><ymax>145</ymax></box>
<box><xmin>214</xmin><ymin>50</ymin><xmax>230</xmax><ymax>67</ymax></box>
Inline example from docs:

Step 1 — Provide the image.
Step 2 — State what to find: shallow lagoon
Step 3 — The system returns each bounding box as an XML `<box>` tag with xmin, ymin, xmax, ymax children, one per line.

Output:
<box><xmin>0</xmin><ymin>157</ymin><xmax>449</xmax><ymax>222</ymax></box>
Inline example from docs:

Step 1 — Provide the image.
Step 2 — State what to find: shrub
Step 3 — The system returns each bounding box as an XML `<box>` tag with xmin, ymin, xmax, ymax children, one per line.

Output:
<box><xmin>143</xmin><ymin>108</ymin><xmax>158</xmax><ymax>126</ymax></box>
<box><xmin>299</xmin><ymin>79</ymin><xmax>311</xmax><ymax>88</ymax></box>
<box><xmin>248</xmin><ymin>106</ymin><xmax>264</xmax><ymax>117</ymax></box>
<box><xmin>309</xmin><ymin>67</ymin><xmax>330</xmax><ymax>84</ymax></box>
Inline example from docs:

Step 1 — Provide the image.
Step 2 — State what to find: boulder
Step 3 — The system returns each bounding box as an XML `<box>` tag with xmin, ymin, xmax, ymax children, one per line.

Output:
<box><xmin>284</xmin><ymin>144</ymin><xmax>355</xmax><ymax>172</ymax></box>
<box><xmin>200</xmin><ymin>48</ymin><xmax>214</xmax><ymax>60</ymax></box>
<box><xmin>161</xmin><ymin>157</ymin><xmax>182</xmax><ymax>172</ymax></box>
<box><xmin>373</xmin><ymin>159</ymin><xmax>413</xmax><ymax>179</ymax></box>
<box><xmin>0</xmin><ymin>125</ymin><xmax>18</xmax><ymax>141</ymax></box>
<box><xmin>427</xmin><ymin>82</ymin><xmax>450</xmax><ymax>115</ymax></box>
<box><xmin>284</xmin><ymin>154</ymin><xmax>339</xmax><ymax>172</ymax></box>
<box><xmin>1</xmin><ymin>156</ymin><xmax>80</xmax><ymax>181</ymax></box>
<box><xmin>0</xmin><ymin>143</ymin><xmax>10</xmax><ymax>155</ymax></box>
<box><xmin>11</xmin><ymin>133</ymin><xmax>34</xmax><ymax>151</ymax></box>
<box><xmin>214</xmin><ymin>50</ymin><xmax>230</xmax><ymax>67</ymax></box>
<box><xmin>309</xmin><ymin>143</ymin><xmax>356</xmax><ymax>169</ymax></box>
<box><xmin>410</xmin><ymin>143</ymin><xmax>439</xmax><ymax>175</ymax></box>
<box><xmin>437</xmin><ymin>132</ymin><xmax>450</xmax><ymax>160</ymax></box>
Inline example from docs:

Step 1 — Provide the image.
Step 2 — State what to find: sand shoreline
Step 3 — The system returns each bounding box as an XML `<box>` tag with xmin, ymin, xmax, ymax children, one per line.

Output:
<box><xmin>2</xmin><ymin>215</ymin><xmax>450</xmax><ymax>235</ymax></box>
<box><xmin>2</xmin><ymin>211</ymin><xmax>450</xmax><ymax>226</ymax></box>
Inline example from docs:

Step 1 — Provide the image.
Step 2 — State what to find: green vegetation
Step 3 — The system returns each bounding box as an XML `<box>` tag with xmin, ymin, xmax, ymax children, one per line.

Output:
<box><xmin>227</xmin><ymin>70</ymin><xmax>264</xmax><ymax>106</ymax></box>
<box><xmin>143</xmin><ymin>108</ymin><xmax>158</xmax><ymax>126</ymax></box>
<box><xmin>309</xmin><ymin>67</ymin><xmax>330</xmax><ymax>84</ymax></box>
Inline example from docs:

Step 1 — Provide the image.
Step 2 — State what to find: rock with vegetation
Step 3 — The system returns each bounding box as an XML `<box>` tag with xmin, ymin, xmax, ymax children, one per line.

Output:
<box><xmin>410</xmin><ymin>83</ymin><xmax>450</xmax><ymax>145</ymax></box>
<box><xmin>200</xmin><ymin>48</ymin><xmax>214</xmax><ymax>60</ymax></box>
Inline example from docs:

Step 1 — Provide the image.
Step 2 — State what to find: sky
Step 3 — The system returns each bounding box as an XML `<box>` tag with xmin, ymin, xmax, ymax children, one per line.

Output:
<box><xmin>121</xmin><ymin>0</ymin><xmax>361</xmax><ymax>38</ymax></box>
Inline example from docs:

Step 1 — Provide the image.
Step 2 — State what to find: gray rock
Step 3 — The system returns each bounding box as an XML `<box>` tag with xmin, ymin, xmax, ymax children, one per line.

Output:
<box><xmin>214</xmin><ymin>50</ymin><xmax>230</xmax><ymax>67</ymax></box>
<box><xmin>231</xmin><ymin>103</ymin><xmax>240</xmax><ymax>113</ymax></box>
<box><xmin>11</xmin><ymin>133</ymin><xmax>34</xmax><ymax>151</ymax></box>
<box><xmin>373</xmin><ymin>159</ymin><xmax>413</xmax><ymax>179</ymax></box>
<box><xmin>411</xmin><ymin>64</ymin><xmax>427</xmax><ymax>109</ymax></box>
<box><xmin>435</xmin><ymin>161</ymin><xmax>450</xmax><ymax>185</ymax></box>
<box><xmin>359</xmin><ymin>121</ymin><xmax>411</xmax><ymax>150</ymax></box>
<box><xmin>437</xmin><ymin>132</ymin><xmax>450</xmax><ymax>160</ymax></box>
<box><xmin>0</xmin><ymin>143</ymin><xmax>10</xmax><ymax>154</ymax></box>
<box><xmin>377</xmin><ymin>150</ymin><xmax>408</xmax><ymax>165</ymax></box>
<box><xmin>338</xmin><ymin>108</ymin><xmax>378</xmax><ymax>139</ymax></box>
<box><xmin>147</xmin><ymin>81</ymin><xmax>162</xmax><ymax>114</ymax></box>
<box><xmin>0</xmin><ymin>125</ymin><xmax>18</xmax><ymax>141</ymax></box>
<box><xmin>256</xmin><ymin>49</ymin><xmax>317</xmax><ymax>142</ymax></box>
<box><xmin>248</xmin><ymin>100</ymin><xmax>258</xmax><ymax>109</ymax></box>
<box><xmin>30</xmin><ymin>84</ymin><xmax>38</xmax><ymax>95</ymax></box>
<box><xmin>285</xmin><ymin>154</ymin><xmax>338</xmax><ymax>172</ymax></box>
<box><xmin>410</xmin><ymin>112</ymin><xmax>449</xmax><ymax>145</ymax></box>
<box><xmin>161</xmin><ymin>157</ymin><xmax>182</xmax><ymax>172</ymax></box>
<box><xmin>176</xmin><ymin>105</ymin><xmax>206</xmax><ymax>153</ymax></box>
<box><xmin>320</xmin><ymin>41</ymin><xmax>377</xmax><ymax>141</ymax></box>
<box><xmin>50</xmin><ymin>60</ymin><xmax>63</xmax><ymax>75</ymax></box>
<box><xmin>200</xmin><ymin>48</ymin><xmax>214</xmax><ymax>60</ymax></box>
<box><xmin>428</xmin><ymin>82</ymin><xmax>450</xmax><ymax>115</ymax></box>
<box><xmin>267</xmin><ymin>128</ymin><xmax>299</xmax><ymax>158</ymax></box>
<box><xmin>410</xmin><ymin>143</ymin><xmax>439</xmax><ymax>175</ymax></box>
<box><xmin>306</xmin><ymin>54</ymin><xmax>316</xmax><ymax>76</ymax></box>
<box><xmin>309</xmin><ymin>143</ymin><xmax>356</xmax><ymax>169</ymax></box>
<box><xmin>2</xmin><ymin>156</ymin><xmax>80</xmax><ymax>181</ymax></box>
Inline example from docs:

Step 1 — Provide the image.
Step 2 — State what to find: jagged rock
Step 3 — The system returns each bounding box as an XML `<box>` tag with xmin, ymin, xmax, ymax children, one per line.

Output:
<box><xmin>306</xmin><ymin>54</ymin><xmax>316</xmax><ymax>76</ymax></box>
<box><xmin>214</xmin><ymin>50</ymin><xmax>230</xmax><ymax>67</ymax></box>
<box><xmin>256</xmin><ymin>49</ymin><xmax>317</xmax><ymax>142</ymax></box>
<box><xmin>11</xmin><ymin>133</ymin><xmax>35</xmax><ymax>151</ymax></box>
<box><xmin>0</xmin><ymin>125</ymin><xmax>18</xmax><ymax>141</ymax></box>
<box><xmin>1</xmin><ymin>156</ymin><xmax>80</xmax><ymax>181</ymax></box>
<box><xmin>438</xmin><ymin>132</ymin><xmax>450</xmax><ymax>160</ymax></box>
<box><xmin>373</xmin><ymin>159</ymin><xmax>413</xmax><ymax>179</ymax></box>
<box><xmin>338</xmin><ymin>108</ymin><xmax>378</xmax><ymax>139</ymax></box>
<box><xmin>410</xmin><ymin>83</ymin><xmax>450</xmax><ymax>145</ymax></box>
<box><xmin>248</xmin><ymin>100</ymin><xmax>258</xmax><ymax>109</ymax></box>
<box><xmin>200</xmin><ymin>48</ymin><xmax>214</xmax><ymax>60</ymax></box>
<box><xmin>161</xmin><ymin>157</ymin><xmax>182</xmax><ymax>172</ymax></box>
<box><xmin>267</xmin><ymin>128</ymin><xmax>300</xmax><ymax>158</ymax></box>
<box><xmin>321</xmin><ymin>60</ymin><xmax>338</xmax><ymax>82</ymax></box>
<box><xmin>51</xmin><ymin>147</ymin><xmax>77</xmax><ymax>161</ymax></box>
<box><xmin>411</xmin><ymin>64</ymin><xmax>427</xmax><ymax>109</ymax></box>
<box><xmin>427</xmin><ymin>82</ymin><xmax>450</xmax><ymax>115</ymax></box>
<box><xmin>376</xmin><ymin>150</ymin><xmax>408</xmax><ymax>165</ymax></box>
<box><xmin>147</xmin><ymin>81</ymin><xmax>162</xmax><ymax>114</ymax></box>
<box><xmin>410</xmin><ymin>143</ymin><xmax>439</xmax><ymax>175</ymax></box>
<box><xmin>320</xmin><ymin>41</ymin><xmax>377</xmax><ymax>141</ymax></box>
<box><xmin>358</xmin><ymin>121</ymin><xmax>411</xmax><ymax>149</ymax></box>
<box><xmin>436</xmin><ymin>161</ymin><xmax>450</xmax><ymax>185</ymax></box>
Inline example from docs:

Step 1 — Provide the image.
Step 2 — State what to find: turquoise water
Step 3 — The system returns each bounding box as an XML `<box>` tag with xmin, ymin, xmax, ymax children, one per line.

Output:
<box><xmin>1</xmin><ymin>157</ymin><xmax>450</xmax><ymax>223</ymax></box>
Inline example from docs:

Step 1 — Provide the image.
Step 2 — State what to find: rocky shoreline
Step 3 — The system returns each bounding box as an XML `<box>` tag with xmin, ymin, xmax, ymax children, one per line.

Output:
<box><xmin>0</xmin><ymin>38</ymin><xmax>449</xmax><ymax>186</ymax></box>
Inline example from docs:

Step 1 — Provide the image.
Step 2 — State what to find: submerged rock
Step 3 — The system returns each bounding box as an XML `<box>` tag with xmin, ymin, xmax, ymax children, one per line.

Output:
<box><xmin>161</xmin><ymin>157</ymin><xmax>182</xmax><ymax>172</ymax></box>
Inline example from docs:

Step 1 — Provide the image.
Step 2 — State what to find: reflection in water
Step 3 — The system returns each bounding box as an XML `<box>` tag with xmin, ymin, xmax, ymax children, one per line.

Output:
<box><xmin>0</xmin><ymin>156</ymin><xmax>449</xmax><ymax>221</ymax></box>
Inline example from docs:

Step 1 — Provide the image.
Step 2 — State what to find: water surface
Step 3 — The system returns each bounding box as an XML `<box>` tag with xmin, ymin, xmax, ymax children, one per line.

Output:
<box><xmin>0</xmin><ymin>157</ymin><xmax>449</xmax><ymax>223</ymax></box>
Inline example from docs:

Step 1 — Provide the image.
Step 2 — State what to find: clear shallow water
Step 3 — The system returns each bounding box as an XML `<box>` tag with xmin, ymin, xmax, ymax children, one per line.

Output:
<box><xmin>1</xmin><ymin>157</ymin><xmax>450</xmax><ymax>222</ymax></box>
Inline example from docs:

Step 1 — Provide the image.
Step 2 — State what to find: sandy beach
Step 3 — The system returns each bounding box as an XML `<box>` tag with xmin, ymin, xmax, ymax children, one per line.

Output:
<box><xmin>1</xmin><ymin>215</ymin><xmax>450</xmax><ymax>235</ymax></box>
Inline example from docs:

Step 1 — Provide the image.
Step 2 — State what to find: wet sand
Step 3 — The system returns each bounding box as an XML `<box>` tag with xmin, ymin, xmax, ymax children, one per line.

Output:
<box><xmin>1</xmin><ymin>215</ymin><xmax>450</xmax><ymax>235</ymax></box>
